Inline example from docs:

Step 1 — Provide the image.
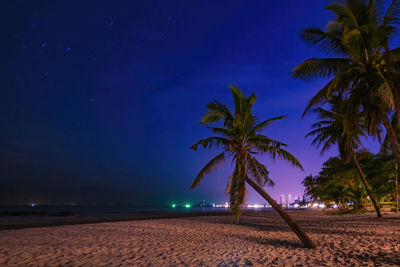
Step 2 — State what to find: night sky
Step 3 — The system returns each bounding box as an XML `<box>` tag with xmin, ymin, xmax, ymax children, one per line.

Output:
<box><xmin>1</xmin><ymin>1</ymin><xmax>386</xmax><ymax>206</ymax></box>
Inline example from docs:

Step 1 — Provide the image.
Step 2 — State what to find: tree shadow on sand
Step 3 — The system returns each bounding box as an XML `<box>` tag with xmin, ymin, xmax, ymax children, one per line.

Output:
<box><xmin>218</xmin><ymin>215</ymin><xmax>397</xmax><ymax>237</ymax></box>
<box><xmin>227</xmin><ymin>232</ymin><xmax>304</xmax><ymax>249</ymax></box>
<box><xmin>227</xmin><ymin>223</ymin><xmax>400</xmax><ymax>264</ymax></box>
<box><xmin>242</xmin><ymin>220</ymin><xmax>387</xmax><ymax>238</ymax></box>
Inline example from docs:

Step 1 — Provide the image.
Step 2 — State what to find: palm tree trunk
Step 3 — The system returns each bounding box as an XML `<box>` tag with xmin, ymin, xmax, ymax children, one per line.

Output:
<box><xmin>381</xmin><ymin>109</ymin><xmax>400</xmax><ymax>171</ymax></box>
<box><xmin>352</xmin><ymin>153</ymin><xmax>382</xmax><ymax>218</ymax></box>
<box><xmin>244</xmin><ymin>176</ymin><xmax>317</xmax><ymax>248</ymax></box>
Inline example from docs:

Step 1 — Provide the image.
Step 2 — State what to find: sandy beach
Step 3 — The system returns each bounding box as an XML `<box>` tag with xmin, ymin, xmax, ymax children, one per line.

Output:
<box><xmin>0</xmin><ymin>210</ymin><xmax>399</xmax><ymax>266</ymax></box>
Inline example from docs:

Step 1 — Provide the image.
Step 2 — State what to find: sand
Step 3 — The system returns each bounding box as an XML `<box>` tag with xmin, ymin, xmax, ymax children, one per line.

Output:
<box><xmin>0</xmin><ymin>210</ymin><xmax>229</xmax><ymax>230</ymax></box>
<box><xmin>0</xmin><ymin>210</ymin><xmax>399</xmax><ymax>266</ymax></box>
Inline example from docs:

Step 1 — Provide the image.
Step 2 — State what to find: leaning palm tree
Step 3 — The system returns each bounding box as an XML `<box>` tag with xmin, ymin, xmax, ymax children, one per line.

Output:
<box><xmin>306</xmin><ymin>96</ymin><xmax>382</xmax><ymax>217</ymax></box>
<box><xmin>190</xmin><ymin>85</ymin><xmax>316</xmax><ymax>248</ymax></box>
<box><xmin>291</xmin><ymin>0</ymin><xmax>400</xmax><ymax>173</ymax></box>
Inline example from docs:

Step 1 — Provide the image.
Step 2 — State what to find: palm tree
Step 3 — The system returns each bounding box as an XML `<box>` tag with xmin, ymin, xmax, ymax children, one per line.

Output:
<box><xmin>291</xmin><ymin>0</ymin><xmax>400</xmax><ymax>173</ymax></box>
<box><xmin>190</xmin><ymin>85</ymin><xmax>316</xmax><ymax>248</ymax></box>
<box><xmin>380</xmin><ymin>113</ymin><xmax>400</xmax><ymax>155</ymax></box>
<box><xmin>306</xmin><ymin>96</ymin><xmax>382</xmax><ymax>217</ymax></box>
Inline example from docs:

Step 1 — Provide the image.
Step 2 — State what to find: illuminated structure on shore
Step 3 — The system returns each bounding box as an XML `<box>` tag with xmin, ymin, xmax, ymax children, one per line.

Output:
<box><xmin>287</xmin><ymin>194</ymin><xmax>292</xmax><ymax>206</ymax></box>
<box><xmin>279</xmin><ymin>194</ymin><xmax>285</xmax><ymax>206</ymax></box>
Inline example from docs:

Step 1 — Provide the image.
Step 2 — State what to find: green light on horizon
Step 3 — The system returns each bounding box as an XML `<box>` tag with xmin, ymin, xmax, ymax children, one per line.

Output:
<box><xmin>185</xmin><ymin>204</ymin><xmax>191</xmax><ymax>208</ymax></box>
<box><xmin>171</xmin><ymin>204</ymin><xmax>176</xmax><ymax>208</ymax></box>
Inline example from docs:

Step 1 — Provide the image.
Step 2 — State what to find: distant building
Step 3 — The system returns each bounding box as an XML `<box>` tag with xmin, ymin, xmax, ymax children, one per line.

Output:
<box><xmin>279</xmin><ymin>194</ymin><xmax>285</xmax><ymax>206</ymax></box>
<box><xmin>195</xmin><ymin>200</ymin><xmax>212</xmax><ymax>207</ymax></box>
<box><xmin>287</xmin><ymin>194</ymin><xmax>292</xmax><ymax>205</ymax></box>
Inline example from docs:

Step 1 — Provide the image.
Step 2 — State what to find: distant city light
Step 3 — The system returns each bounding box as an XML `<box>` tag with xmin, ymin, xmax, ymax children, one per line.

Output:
<box><xmin>247</xmin><ymin>204</ymin><xmax>264</xmax><ymax>208</ymax></box>
<box><xmin>31</xmin><ymin>203</ymin><xmax>36</xmax><ymax>207</ymax></box>
<box><xmin>185</xmin><ymin>204</ymin><xmax>191</xmax><ymax>208</ymax></box>
<box><xmin>171</xmin><ymin>204</ymin><xmax>176</xmax><ymax>208</ymax></box>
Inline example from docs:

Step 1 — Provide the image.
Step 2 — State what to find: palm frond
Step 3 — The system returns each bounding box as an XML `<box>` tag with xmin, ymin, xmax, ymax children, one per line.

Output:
<box><xmin>190</xmin><ymin>152</ymin><xmax>225</xmax><ymax>189</ymax></box>
<box><xmin>247</xmin><ymin>156</ymin><xmax>274</xmax><ymax>187</ymax></box>
<box><xmin>228</xmin><ymin>85</ymin><xmax>246</xmax><ymax>116</ymax></box>
<box><xmin>366</xmin><ymin>68</ymin><xmax>395</xmax><ymax>109</ymax></box>
<box><xmin>291</xmin><ymin>58</ymin><xmax>350</xmax><ymax>80</ymax></box>
<box><xmin>252</xmin><ymin>115</ymin><xmax>285</xmax><ymax>132</ymax></box>
<box><xmin>242</xmin><ymin>92</ymin><xmax>257</xmax><ymax>129</ymax></box>
<box><xmin>300</xmin><ymin>27</ymin><xmax>342</xmax><ymax>53</ymax></box>
<box><xmin>272</xmin><ymin>148</ymin><xmax>304</xmax><ymax>171</ymax></box>
<box><xmin>247</xmin><ymin>156</ymin><xmax>263</xmax><ymax>186</ymax></box>
<box><xmin>302</xmin><ymin>66</ymin><xmax>362</xmax><ymax>117</ymax></box>
<box><xmin>326</xmin><ymin>2</ymin><xmax>359</xmax><ymax>28</ymax></box>
<box><xmin>190</xmin><ymin>136</ymin><xmax>230</xmax><ymax>151</ymax></box>
<box><xmin>300</xmin><ymin>27</ymin><xmax>326</xmax><ymax>45</ymax></box>
<box><xmin>302</xmin><ymin>83</ymin><xmax>332</xmax><ymax>117</ymax></box>
<box><xmin>208</xmin><ymin>127</ymin><xmax>232</xmax><ymax>137</ymax></box>
<box><xmin>382</xmin><ymin>0</ymin><xmax>400</xmax><ymax>26</ymax></box>
<box><xmin>201</xmin><ymin>101</ymin><xmax>233</xmax><ymax>126</ymax></box>
<box><xmin>342</xmin><ymin>28</ymin><xmax>366</xmax><ymax>55</ymax></box>
<box><xmin>249</xmin><ymin>134</ymin><xmax>288</xmax><ymax>150</ymax></box>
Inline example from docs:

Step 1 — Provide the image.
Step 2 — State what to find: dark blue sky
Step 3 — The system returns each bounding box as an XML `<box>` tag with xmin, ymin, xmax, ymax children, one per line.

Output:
<box><xmin>1</xmin><ymin>1</ymin><xmax>386</xmax><ymax>206</ymax></box>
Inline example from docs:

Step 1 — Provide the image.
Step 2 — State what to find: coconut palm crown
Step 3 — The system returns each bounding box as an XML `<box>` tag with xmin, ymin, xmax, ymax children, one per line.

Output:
<box><xmin>190</xmin><ymin>85</ymin><xmax>303</xmax><ymax>221</ymax></box>
<box><xmin>306</xmin><ymin>95</ymin><xmax>382</xmax><ymax>217</ymax></box>
<box><xmin>306</xmin><ymin>96</ymin><xmax>366</xmax><ymax>164</ymax></box>
<box><xmin>292</xmin><ymin>0</ymin><xmax>400</xmax><ymax>171</ymax></box>
<box><xmin>292</xmin><ymin>0</ymin><xmax>400</xmax><ymax>116</ymax></box>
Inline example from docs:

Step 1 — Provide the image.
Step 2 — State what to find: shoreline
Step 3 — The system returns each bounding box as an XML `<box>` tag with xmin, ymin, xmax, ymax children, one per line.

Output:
<box><xmin>0</xmin><ymin>210</ymin><xmax>230</xmax><ymax>231</ymax></box>
<box><xmin>1</xmin><ymin>208</ymin><xmax>397</xmax><ymax>231</ymax></box>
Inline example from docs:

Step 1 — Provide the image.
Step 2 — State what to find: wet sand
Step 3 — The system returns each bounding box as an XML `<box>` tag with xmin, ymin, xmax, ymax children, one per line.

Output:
<box><xmin>0</xmin><ymin>210</ymin><xmax>399</xmax><ymax>266</ymax></box>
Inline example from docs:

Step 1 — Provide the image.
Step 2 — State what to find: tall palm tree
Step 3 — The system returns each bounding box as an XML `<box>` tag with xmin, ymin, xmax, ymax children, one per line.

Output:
<box><xmin>306</xmin><ymin>96</ymin><xmax>382</xmax><ymax>217</ymax></box>
<box><xmin>380</xmin><ymin>113</ymin><xmax>400</xmax><ymax>155</ymax></box>
<box><xmin>190</xmin><ymin>85</ymin><xmax>317</xmax><ymax>248</ymax></box>
<box><xmin>291</xmin><ymin>0</ymin><xmax>400</xmax><ymax>173</ymax></box>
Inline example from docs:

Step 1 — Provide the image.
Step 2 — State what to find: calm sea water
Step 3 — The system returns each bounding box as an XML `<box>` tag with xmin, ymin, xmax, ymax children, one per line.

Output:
<box><xmin>0</xmin><ymin>205</ymin><xmax>273</xmax><ymax>215</ymax></box>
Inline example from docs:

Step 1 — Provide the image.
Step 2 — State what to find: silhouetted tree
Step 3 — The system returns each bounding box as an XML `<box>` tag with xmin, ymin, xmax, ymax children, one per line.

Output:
<box><xmin>190</xmin><ymin>86</ymin><xmax>316</xmax><ymax>248</ymax></box>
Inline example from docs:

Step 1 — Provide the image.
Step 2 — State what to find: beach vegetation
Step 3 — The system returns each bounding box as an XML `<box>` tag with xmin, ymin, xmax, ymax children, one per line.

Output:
<box><xmin>303</xmin><ymin>152</ymin><xmax>396</xmax><ymax>211</ymax></box>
